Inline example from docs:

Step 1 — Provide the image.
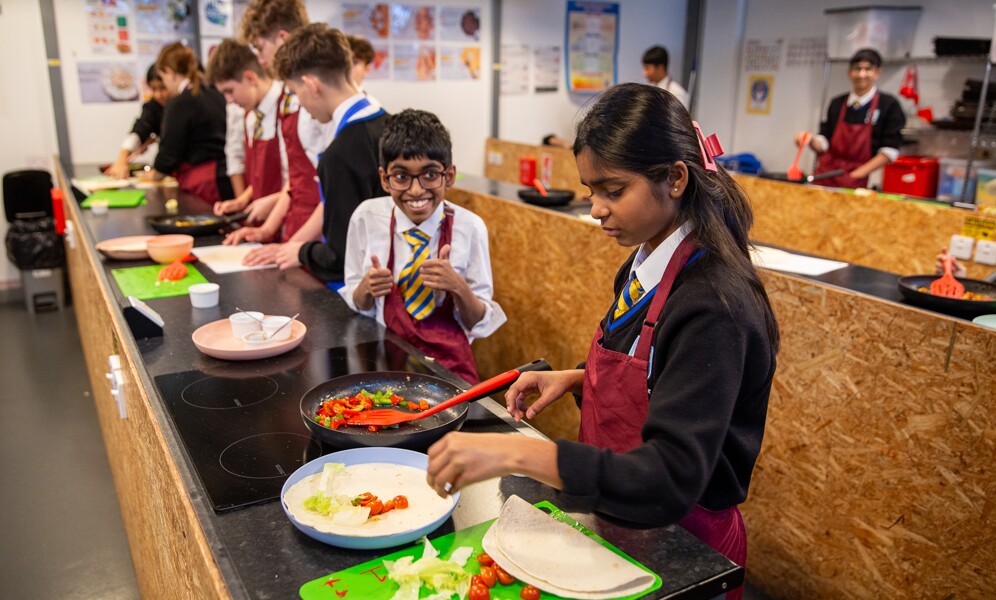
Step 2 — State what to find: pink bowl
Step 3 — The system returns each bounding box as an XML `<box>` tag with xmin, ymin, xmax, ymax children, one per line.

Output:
<box><xmin>146</xmin><ymin>234</ymin><xmax>194</xmax><ymax>264</ymax></box>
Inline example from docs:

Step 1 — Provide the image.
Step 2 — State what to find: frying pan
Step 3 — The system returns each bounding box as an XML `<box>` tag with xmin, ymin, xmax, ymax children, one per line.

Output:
<box><xmin>898</xmin><ymin>275</ymin><xmax>996</xmax><ymax>318</ymax></box>
<box><xmin>148</xmin><ymin>211</ymin><xmax>249</xmax><ymax>236</ymax></box>
<box><xmin>758</xmin><ymin>169</ymin><xmax>846</xmax><ymax>184</ymax></box>
<box><xmin>517</xmin><ymin>188</ymin><xmax>575</xmax><ymax>207</ymax></box>
<box><xmin>300</xmin><ymin>359</ymin><xmax>551</xmax><ymax>451</ymax></box>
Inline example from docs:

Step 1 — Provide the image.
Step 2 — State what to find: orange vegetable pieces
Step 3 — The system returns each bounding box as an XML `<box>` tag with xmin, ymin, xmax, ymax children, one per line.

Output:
<box><xmin>157</xmin><ymin>260</ymin><xmax>188</xmax><ymax>282</ymax></box>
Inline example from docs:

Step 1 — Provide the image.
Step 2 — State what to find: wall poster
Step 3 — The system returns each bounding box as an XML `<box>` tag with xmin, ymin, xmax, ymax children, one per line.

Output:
<box><xmin>565</xmin><ymin>1</ymin><xmax>619</xmax><ymax>93</ymax></box>
<box><xmin>747</xmin><ymin>74</ymin><xmax>773</xmax><ymax>115</ymax></box>
<box><xmin>78</xmin><ymin>61</ymin><xmax>141</xmax><ymax>103</ymax></box>
<box><xmin>86</xmin><ymin>0</ymin><xmax>133</xmax><ymax>55</ymax></box>
<box><xmin>534</xmin><ymin>46</ymin><xmax>561</xmax><ymax>93</ymax></box>
<box><xmin>500</xmin><ymin>44</ymin><xmax>529</xmax><ymax>95</ymax></box>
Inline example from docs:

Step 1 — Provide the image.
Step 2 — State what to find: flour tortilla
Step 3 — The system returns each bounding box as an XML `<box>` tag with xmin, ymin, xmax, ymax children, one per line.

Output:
<box><xmin>481</xmin><ymin>495</ymin><xmax>655</xmax><ymax>600</ymax></box>
<box><xmin>283</xmin><ymin>462</ymin><xmax>455</xmax><ymax>537</ymax></box>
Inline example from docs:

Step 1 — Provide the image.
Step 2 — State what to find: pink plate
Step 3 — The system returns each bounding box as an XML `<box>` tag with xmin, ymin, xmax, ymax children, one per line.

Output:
<box><xmin>95</xmin><ymin>235</ymin><xmax>156</xmax><ymax>260</ymax></box>
<box><xmin>192</xmin><ymin>318</ymin><xmax>307</xmax><ymax>361</ymax></box>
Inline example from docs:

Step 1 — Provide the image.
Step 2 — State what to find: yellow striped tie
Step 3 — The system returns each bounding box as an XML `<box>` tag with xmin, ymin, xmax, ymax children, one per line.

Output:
<box><xmin>399</xmin><ymin>228</ymin><xmax>434</xmax><ymax>320</ymax></box>
<box><xmin>614</xmin><ymin>273</ymin><xmax>644</xmax><ymax>320</ymax></box>
<box><xmin>253</xmin><ymin>110</ymin><xmax>264</xmax><ymax>140</ymax></box>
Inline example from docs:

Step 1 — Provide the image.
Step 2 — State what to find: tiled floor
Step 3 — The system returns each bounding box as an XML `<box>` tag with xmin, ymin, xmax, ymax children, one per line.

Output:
<box><xmin>0</xmin><ymin>299</ymin><xmax>774</xmax><ymax>600</ymax></box>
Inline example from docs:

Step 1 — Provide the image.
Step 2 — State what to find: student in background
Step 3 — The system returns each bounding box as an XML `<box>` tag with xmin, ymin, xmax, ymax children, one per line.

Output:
<box><xmin>426</xmin><ymin>85</ymin><xmax>778</xmax><ymax>598</ymax></box>
<box><xmin>341</xmin><ymin>110</ymin><xmax>506</xmax><ymax>383</ymax></box>
<box><xmin>642</xmin><ymin>45</ymin><xmax>689</xmax><ymax>109</ymax></box>
<box><xmin>207</xmin><ymin>39</ymin><xmax>287</xmax><ymax>234</ymax></box>
<box><xmin>265</xmin><ymin>23</ymin><xmax>388</xmax><ymax>285</ymax></box>
<box><xmin>104</xmin><ymin>65</ymin><xmax>168</xmax><ymax>179</ymax></box>
<box><xmin>225</xmin><ymin>103</ymin><xmax>247</xmax><ymax>198</ymax></box>
<box><xmin>346</xmin><ymin>34</ymin><xmax>377</xmax><ymax>97</ymax></box>
<box><xmin>140</xmin><ymin>43</ymin><xmax>233</xmax><ymax>204</ymax></box>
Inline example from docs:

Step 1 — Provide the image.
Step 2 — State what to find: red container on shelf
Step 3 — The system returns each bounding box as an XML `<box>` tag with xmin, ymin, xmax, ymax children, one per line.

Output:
<box><xmin>882</xmin><ymin>155</ymin><xmax>939</xmax><ymax>198</ymax></box>
<box><xmin>519</xmin><ymin>157</ymin><xmax>536</xmax><ymax>185</ymax></box>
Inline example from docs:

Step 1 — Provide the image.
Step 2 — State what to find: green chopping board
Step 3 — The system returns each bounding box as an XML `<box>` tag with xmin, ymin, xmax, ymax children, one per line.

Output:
<box><xmin>110</xmin><ymin>264</ymin><xmax>208</xmax><ymax>300</ymax></box>
<box><xmin>299</xmin><ymin>501</ymin><xmax>662</xmax><ymax>600</ymax></box>
<box><xmin>82</xmin><ymin>189</ymin><xmax>147</xmax><ymax>208</ymax></box>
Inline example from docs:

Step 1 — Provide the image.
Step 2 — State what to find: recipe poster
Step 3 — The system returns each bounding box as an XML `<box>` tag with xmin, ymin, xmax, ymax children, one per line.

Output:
<box><xmin>393</xmin><ymin>43</ymin><xmax>436</xmax><ymax>81</ymax></box>
<box><xmin>534</xmin><ymin>45</ymin><xmax>561</xmax><ymax>93</ymax></box>
<box><xmin>500</xmin><ymin>44</ymin><xmax>529</xmax><ymax>95</ymax></box>
<box><xmin>391</xmin><ymin>4</ymin><xmax>436</xmax><ymax>41</ymax></box>
<box><xmin>343</xmin><ymin>3</ymin><xmax>391</xmax><ymax>39</ymax></box>
<box><xmin>565</xmin><ymin>1</ymin><xmax>618</xmax><ymax>93</ymax></box>
<box><xmin>439</xmin><ymin>6</ymin><xmax>481</xmax><ymax>42</ymax></box>
<box><xmin>86</xmin><ymin>0</ymin><xmax>132</xmax><ymax>55</ymax></box>
<box><xmin>440</xmin><ymin>46</ymin><xmax>481</xmax><ymax>80</ymax></box>
<box><xmin>366</xmin><ymin>42</ymin><xmax>391</xmax><ymax>80</ymax></box>
<box><xmin>78</xmin><ymin>61</ymin><xmax>141</xmax><ymax>103</ymax></box>
<box><xmin>199</xmin><ymin>0</ymin><xmax>235</xmax><ymax>38</ymax></box>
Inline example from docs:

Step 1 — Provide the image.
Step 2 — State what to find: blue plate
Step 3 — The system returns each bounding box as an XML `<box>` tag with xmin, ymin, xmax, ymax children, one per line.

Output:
<box><xmin>280</xmin><ymin>447</ymin><xmax>460</xmax><ymax>550</ymax></box>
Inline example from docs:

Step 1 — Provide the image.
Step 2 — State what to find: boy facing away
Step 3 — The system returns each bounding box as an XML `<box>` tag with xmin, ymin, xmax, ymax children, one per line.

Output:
<box><xmin>340</xmin><ymin>109</ymin><xmax>507</xmax><ymax>383</ymax></box>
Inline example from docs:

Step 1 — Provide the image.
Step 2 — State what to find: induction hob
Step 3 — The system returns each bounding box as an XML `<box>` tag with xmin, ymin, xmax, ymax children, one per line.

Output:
<box><xmin>154</xmin><ymin>339</ymin><xmax>440</xmax><ymax>512</ymax></box>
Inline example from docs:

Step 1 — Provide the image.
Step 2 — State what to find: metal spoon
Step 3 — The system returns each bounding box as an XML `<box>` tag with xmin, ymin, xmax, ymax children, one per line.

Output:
<box><xmin>264</xmin><ymin>313</ymin><xmax>299</xmax><ymax>340</ymax></box>
<box><xmin>235</xmin><ymin>307</ymin><xmax>265</xmax><ymax>323</ymax></box>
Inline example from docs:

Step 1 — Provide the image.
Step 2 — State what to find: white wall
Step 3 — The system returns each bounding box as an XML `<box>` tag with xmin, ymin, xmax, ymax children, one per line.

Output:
<box><xmin>309</xmin><ymin>0</ymin><xmax>494</xmax><ymax>176</ymax></box>
<box><xmin>699</xmin><ymin>0</ymin><xmax>996</xmax><ymax>175</ymax></box>
<box><xmin>0</xmin><ymin>2</ymin><xmax>60</xmax><ymax>288</ymax></box>
<box><xmin>498</xmin><ymin>0</ymin><xmax>687</xmax><ymax>146</ymax></box>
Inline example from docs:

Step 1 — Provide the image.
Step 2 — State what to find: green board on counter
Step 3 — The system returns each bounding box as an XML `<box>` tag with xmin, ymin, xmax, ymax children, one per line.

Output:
<box><xmin>299</xmin><ymin>501</ymin><xmax>662</xmax><ymax>600</ymax></box>
<box><xmin>82</xmin><ymin>189</ymin><xmax>147</xmax><ymax>208</ymax></box>
<box><xmin>110</xmin><ymin>264</ymin><xmax>208</xmax><ymax>300</ymax></box>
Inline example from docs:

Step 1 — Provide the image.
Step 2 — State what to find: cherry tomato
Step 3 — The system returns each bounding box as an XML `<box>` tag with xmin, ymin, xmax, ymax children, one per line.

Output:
<box><xmin>520</xmin><ymin>584</ymin><xmax>541</xmax><ymax>600</ymax></box>
<box><xmin>476</xmin><ymin>552</ymin><xmax>494</xmax><ymax>566</ymax></box>
<box><xmin>468</xmin><ymin>582</ymin><xmax>490</xmax><ymax>600</ymax></box>
<box><xmin>368</xmin><ymin>500</ymin><xmax>384</xmax><ymax>516</ymax></box>
<box><xmin>383</xmin><ymin>500</ymin><xmax>395</xmax><ymax>512</ymax></box>
<box><xmin>392</xmin><ymin>495</ymin><xmax>409</xmax><ymax>509</ymax></box>
<box><xmin>479</xmin><ymin>565</ymin><xmax>496</xmax><ymax>587</ymax></box>
<box><xmin>471</xmin><ymin>575</ymin><xmax>484</xmax><ymax>588</ymax></box>
<box><xmin>494</xmin><ymin>565</ymin><xmax>515</xmax><ymax>585</ymax></box>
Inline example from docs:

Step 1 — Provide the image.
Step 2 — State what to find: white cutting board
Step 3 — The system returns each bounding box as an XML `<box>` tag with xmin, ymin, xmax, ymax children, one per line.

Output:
<box><xmin>750</xmin><ymin>245</ymin><xmax>848</xmax><ymax>276</ymax></box>
<box><xmin>191</xmin><ymin>244</ymin><xmax>278</xmax><ymax>274</ymax></box>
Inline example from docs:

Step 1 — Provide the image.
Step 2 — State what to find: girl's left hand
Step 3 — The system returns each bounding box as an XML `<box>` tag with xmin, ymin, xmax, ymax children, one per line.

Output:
<box><xmin>426</xmin><ymin>432</ymin><xmax>515</xmax><ymax>496</ymax></box>
<box><xmin>420</xmin><ymin>244</ymin><xmax>462</xmax><ymax>292</ymax></box>
<box><xmin>274</xmin><ymin>241</ymin><xmax>304</xmax><ymax>270</ymax></box>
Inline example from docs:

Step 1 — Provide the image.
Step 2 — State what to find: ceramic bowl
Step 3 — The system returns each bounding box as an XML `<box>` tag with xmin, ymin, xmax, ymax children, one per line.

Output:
<box><xmin>188</xmin><ymin>283</ymin><xmax>219</xmax><ymax>308</ymax></box>
<box><xmin>229</xmin><ymin>312</ymin><xmax>263</xmax><ymax>338</ymax></box>
<box><xmin>146</xmin><ymin>234</ymin><xmax>194</xmax><ymax>264</ymax></box>
<box><xmin>261</xmin><ymin>315</ymin><xmax>294</xmax><ymax>341</ymax></box>
<box><xmin>242</xmin><ymin>330</ymin><xmax>275</xmax><ymax>347</ymax></box>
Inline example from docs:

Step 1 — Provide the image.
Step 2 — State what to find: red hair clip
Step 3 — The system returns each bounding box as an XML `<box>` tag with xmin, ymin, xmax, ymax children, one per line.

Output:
<box><xmin>692</xmin><ymin>121</ymin><xmax>724</xmax><ymax>173</ymax></box>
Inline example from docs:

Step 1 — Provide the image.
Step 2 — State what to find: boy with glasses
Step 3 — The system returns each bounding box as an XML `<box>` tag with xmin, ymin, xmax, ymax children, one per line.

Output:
<box><xmin>340</xmin><ymin>109</ymin><xmax>507</xmax><ymax>383</ymax></box>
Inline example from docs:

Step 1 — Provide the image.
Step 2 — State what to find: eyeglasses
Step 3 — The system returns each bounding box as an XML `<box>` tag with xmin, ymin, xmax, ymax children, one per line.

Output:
<box><xmin>385</xmin><ymin>169</ymin><xmax>447</xmax><ymax>191</ymax></box>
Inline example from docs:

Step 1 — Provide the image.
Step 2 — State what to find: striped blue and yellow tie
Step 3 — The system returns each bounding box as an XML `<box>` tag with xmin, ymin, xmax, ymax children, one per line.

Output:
<box><xmin>253</xmin><ymin>109</ymin><xmax>264</xmax><ymax>140</ymax></box>
<box><xmin>399</xmin><ymin>228</ymin><xmax>434</xmax><ymax>320</ymax></box>
<box><xmin>613</xmin><ymin>273</ymin><xmax>644</xmax><ymax>320</ymax></box>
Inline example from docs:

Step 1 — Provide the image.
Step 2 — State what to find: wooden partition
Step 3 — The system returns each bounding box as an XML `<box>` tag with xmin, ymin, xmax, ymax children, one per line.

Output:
<box><xmin>448</xmin><ymin>181</ymin><xmax>996</xmax><ymax>599</ymax></box>
<box><xmin>483</xmin><ymin>138</ymin><xmax>588</xmax><ymax>199</ymax></box>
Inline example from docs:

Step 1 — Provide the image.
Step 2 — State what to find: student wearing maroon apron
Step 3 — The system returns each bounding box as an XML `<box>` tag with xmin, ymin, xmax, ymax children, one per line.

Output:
<box><xmin>206</xmin><ymin>39</ymin><xmax>286</xmax><ymax>237</ymax></box>
<box><xmin>426</xmin><ymin>84</ymin><xmax>779</xmax><ymax>599</ymax></box>
<box><xmin>141</xmin><ymin>43</ymin><xmax>232</xmax><ymax>204</ymax></box>
<box><xmin>340</xmin><ymin>110</ymin><xmax>507</xmax><ymax>384</ymax></box>
<box><xmin>796</xmin><ymin>48</ymin><xmax>905</xmax><ymax>189</ymax></box>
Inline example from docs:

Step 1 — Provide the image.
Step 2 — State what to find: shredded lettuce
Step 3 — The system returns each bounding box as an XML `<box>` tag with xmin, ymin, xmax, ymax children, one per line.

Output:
<box><xmin>384</xmin><ymin>537</ymin><xmax>473</xmax><ymax>600</ymax></box>
<box><xmin>302</xmin><ymin>463</ymin><xmax>370</xmax><ymax>524</ymax></box>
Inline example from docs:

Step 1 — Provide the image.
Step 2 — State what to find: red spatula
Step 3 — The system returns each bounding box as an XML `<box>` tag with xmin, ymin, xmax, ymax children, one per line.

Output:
<box><xmin>345</xmin><ymin>359</ymin><xmax>551</xmax><ymax>427</ymax></box>
<box><xmin>787</xmin><ymin>132</ymin><xmax>811</xmax><ymax>181</ymax></box>
<box><xmin>930</xmin><ymin>248</ymin><xmax>965</xmax><ymax>298</ymax></box>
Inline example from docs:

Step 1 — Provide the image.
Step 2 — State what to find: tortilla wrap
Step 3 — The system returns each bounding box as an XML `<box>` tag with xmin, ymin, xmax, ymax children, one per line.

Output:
<box><xmin>481</xmin><ymin>495</ymin><xmax>655</xmax><ymax>599</ymax></box>
<box><xmin>283</xmin><ymin>462</ymin><xmax>455</xmax><ymax>537</ymax></box>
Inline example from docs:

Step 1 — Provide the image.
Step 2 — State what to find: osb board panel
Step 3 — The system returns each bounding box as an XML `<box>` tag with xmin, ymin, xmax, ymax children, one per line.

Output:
<box><xmin>739</xmin><ymin>176</ymin><xmax>994</xmax><ymax>281</ymax></box>
<box><xmin>447</xmin><ymin>186</ymin><xmax>631</xmax><ymax>441</ymax></box>
<box><xmin>743</xmin><ymin>272</ymin><xmax>996</xmax><ymax>599</ymax></box>
<box><xmin>483</xmin><ymin>138</ymin><xmax>589</xmax><ymax>199</ymax></box>
<box><xmin>64</xmin><ymin>201</ymin><xmax>230</xmax><ymax>599</ymax></box>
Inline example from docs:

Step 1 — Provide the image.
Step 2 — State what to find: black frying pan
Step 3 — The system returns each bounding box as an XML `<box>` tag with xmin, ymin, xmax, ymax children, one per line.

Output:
<box><xmin>148</xmin><ymin>211</ymin><xmax>249</xmax><ymax>236</ymax></box>
<box><xmin>517</xmin><ymin>188</ymin><xmax>575</xmax><ymax>207</ymax></box>
<box><xmin>758</xmin><ymin>169</ymin><xmax>846</xmax><ymax>184</ymax></box>
<box><xmin>898</xmin><ymin>275</ymin><xmax>996</xmax><ymax>319</ymax></box>
<box><xmin>300</xmin><ymin>359</ymin><xmax>551</xmax><ymax>451</ymax></box>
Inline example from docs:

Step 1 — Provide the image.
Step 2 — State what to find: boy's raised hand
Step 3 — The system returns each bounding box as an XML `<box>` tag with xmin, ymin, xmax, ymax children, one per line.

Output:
<box><xmin>420</xmin><ymin>244</ymin><xmax>462</xmax><ymax>293</ymax></box>
<box><xmin>363</xmin><ymin>255</ymin><xmax>394</xmax><ymax>298</ymax></box>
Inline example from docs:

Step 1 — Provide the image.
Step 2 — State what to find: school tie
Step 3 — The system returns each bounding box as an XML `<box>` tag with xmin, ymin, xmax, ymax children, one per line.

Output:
<box><xmin>252</xmin><ymin>110</ymin><xmax>264</xmax><ymax>140</ymax></box>
<box><xmin>399</xmin><ymin>228</ymin><xmax>434</xmax><ymax>320</ymax></box>
<box><xmin>613</xmin><ymin>273</ymin><xmax>644</xmax><ymax>320</ymax></box>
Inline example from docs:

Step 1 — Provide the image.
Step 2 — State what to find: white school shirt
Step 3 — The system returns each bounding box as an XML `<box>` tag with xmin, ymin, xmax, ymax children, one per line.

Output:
<box><xmin>224</xmin><ymin>102</ymin><xmax>246</xmax><ymax>177</ymax></box>
<box><xmin>279</xmin><ymin>86</ymin><xmax>336</xmax><ymax>168</ymax></box>
<box><xmin>339</xmin><ymin>196</ymin><xmax>507</xmax><ymax>341</ymax></box>
<box><xmin>243</xmin><ymin>80</ymin><xmax>288</xmax><ymax>185</ymax></box>
<box><xmin>656</xmin><ymin>76</ymin><xmax>690</xmax><ymax>110</ymax></box>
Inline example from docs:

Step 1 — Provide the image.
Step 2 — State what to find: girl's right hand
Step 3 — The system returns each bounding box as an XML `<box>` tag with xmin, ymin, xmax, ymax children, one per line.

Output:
<box><xmin>104</xmin><ymin>160</ymin><xmax>130</xmax><ymax>180</ymax></box>
<box><xmin>935</xmin><ymin>252</ymin><xmax>967</xmax><ymax>278</ymax></box>
<box><xmin>504</xmin><ymin>369</ymin><xmax>584</xmax><ymax>422</ymax></box>
<box><xmin>363</xmin><ymin>255</ymin><xmax>393</xmax><ymax>298</ymax></box>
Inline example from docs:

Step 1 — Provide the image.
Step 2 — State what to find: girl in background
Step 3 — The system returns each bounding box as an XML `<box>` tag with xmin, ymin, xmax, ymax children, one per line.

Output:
<box><xmin>104</xmin><ymin>65</ymin><xmax>169</xmax><ymax>179</ymax></box>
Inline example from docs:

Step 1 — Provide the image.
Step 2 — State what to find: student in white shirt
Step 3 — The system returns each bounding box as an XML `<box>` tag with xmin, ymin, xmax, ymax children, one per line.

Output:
<box><xmin>341</xmin><ymin>109</ymin><xmax>507</xmax><ymax>383</ymax></box>
<box><xmin>642</xmin><ymin>45</ymin><xmax>689</xmax><ymax>110</ymax></box>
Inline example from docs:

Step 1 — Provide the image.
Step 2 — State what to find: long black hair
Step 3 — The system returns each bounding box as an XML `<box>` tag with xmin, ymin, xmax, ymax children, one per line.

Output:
<box><xmin>574</xmin><ymin>83</ymin><xmax>779</xmax><ymax>350</ymax></box>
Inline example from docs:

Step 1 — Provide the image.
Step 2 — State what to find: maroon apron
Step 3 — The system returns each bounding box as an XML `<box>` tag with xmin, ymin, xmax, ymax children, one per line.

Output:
<box><xmin>577</xmin><ymin>238</ymin><xmax>746</xmax><ymax>599</ymax></box>
<box><xmin>383</xmin><ymin>204</ymin><xmax>480</xmax><ymax>384</ymax></box>
<box><xmin>174</xmin><ymin>160</ymin><xmax>222</xmax><ymax>204</ymax></box>
<box><xmin>243</xmin><ymin>108</ymin><xmax>284</xmax><ymax>201</ymax></box>
<box><xmin>278</xmin><ymin>90</ymin><xmax>322</xmax><ymax>241</ymax></box>
<box><xmin>815</xmin><ymin>93</ymin><xmax>879</xmax><ymax>189</ymax></box>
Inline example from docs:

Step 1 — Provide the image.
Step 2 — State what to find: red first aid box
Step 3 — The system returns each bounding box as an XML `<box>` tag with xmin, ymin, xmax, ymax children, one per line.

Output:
<box><xmin>882</xmin><ymin>156</ymin><xmax>939</xmax><ymax>198</ymax></box>
<box><xmin>519</xmin><ymin>157</ymin><xmax>536</xmax><ymax>185</ymax></box>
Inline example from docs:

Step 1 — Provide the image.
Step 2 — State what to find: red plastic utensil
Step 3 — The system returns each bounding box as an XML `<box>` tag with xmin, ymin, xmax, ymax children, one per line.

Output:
<box><xmin>930</xmin><ymin>249</ymin><xmax>965</xmax><ymax>298</ymax></box>
<box><xmin>345</xmin><ymin>359</ymin><xmax>551</xmax><ymax>427</ymax></box>
<box><xmin>787</xmin><ymin>132</ymin><xmax>811</xmax><ymax>181</ymax></box>
<box><xmin>532</xmin><ymin>178</ymin><xmax>549</xmax><ymax>197</ymax></box>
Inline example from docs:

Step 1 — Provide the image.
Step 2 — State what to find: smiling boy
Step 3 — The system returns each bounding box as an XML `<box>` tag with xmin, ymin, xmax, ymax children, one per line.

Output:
<box><xmin>339</xmin><ymin>109</ymin><xmax>507</xmax><ymax>383</ymax></box>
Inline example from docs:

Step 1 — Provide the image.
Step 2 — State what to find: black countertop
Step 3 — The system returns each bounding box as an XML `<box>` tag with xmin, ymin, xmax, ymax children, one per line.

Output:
<box><xmin>71</xmin><ymin>177</ymin><xmax>744</xmax><ymax>599</ymax></box>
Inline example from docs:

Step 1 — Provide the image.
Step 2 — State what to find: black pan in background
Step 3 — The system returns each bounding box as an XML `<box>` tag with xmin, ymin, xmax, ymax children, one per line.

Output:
<box><xmin>898</xmin><ymin>275</ymin><xmax>996</xmax><ymax>319</ymax></box>
<box><xmin>517</xmin><ymin>188</ymin><xmax>575</xmax><ymax>207</ymax></box>
<box><xmin>758</xmin><ymin>169</ymin><xmax>846</xmax><ymax>184</ymax></box>
<box><xmin>148</xmin><ymin>211</ymin><xmax>248</xmax><ymax>236</ymax></box>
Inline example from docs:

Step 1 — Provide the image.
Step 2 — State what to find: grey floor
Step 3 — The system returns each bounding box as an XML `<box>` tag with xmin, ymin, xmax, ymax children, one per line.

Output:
<box><xmin>0</xmin><ymin>299</ymin><xmax>773</xmax><ymax>600</ymax></box>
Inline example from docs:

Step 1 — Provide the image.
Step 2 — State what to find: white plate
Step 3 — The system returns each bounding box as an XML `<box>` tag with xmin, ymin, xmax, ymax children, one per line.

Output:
<box><xmin>95</xmin><ymin>235</ymin><xmax>156</xmax><ymax>260</ymax></box>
